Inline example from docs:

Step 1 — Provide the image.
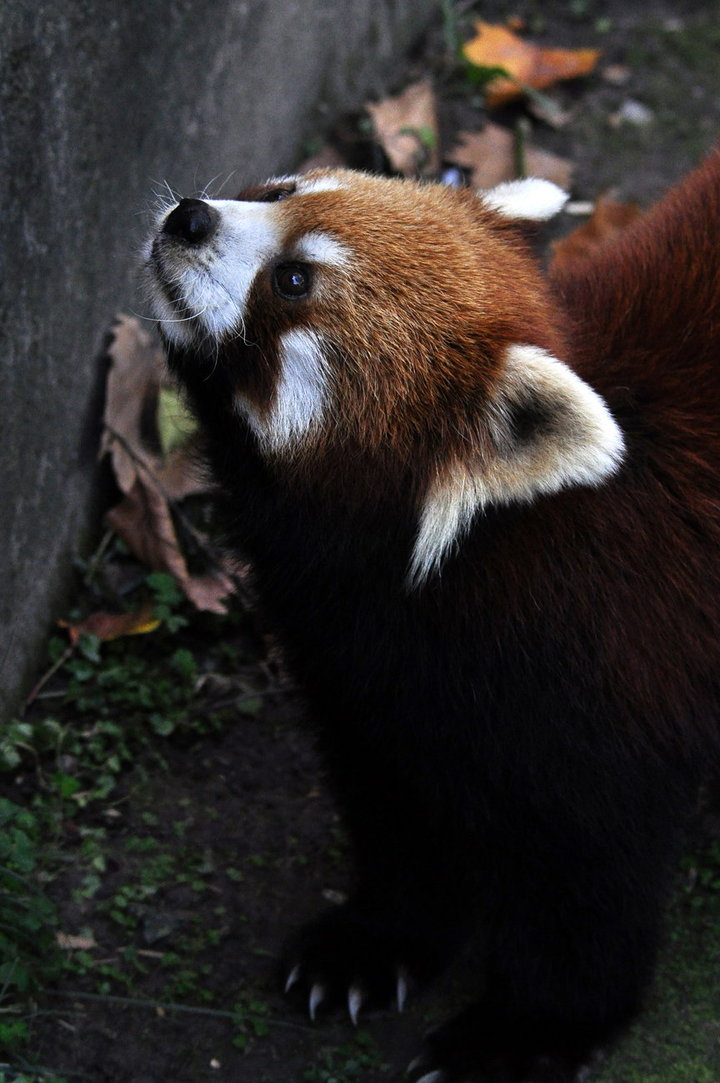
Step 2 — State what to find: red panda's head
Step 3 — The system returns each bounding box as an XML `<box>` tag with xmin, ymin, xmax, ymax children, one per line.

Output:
<box><xmin>144</xmin><ymin>169</ymin><xmax>624</xmax><ymax>583</ymax></box>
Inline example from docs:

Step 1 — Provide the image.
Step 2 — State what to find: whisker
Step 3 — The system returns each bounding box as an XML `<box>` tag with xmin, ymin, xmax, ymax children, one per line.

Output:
<box><xmin>197</xmin><ymin>172</ymin><xmax>223</xmax><ymax>201</ymax></box>
<box><xmin>129</xmin><ymin>306</ymin><xmax>208</xmax><ymax>325</ymax></box>
<box><xmin>216</xmin><ymin>169</ymin><xmax>239</xmax><ymax>197</ymax></box>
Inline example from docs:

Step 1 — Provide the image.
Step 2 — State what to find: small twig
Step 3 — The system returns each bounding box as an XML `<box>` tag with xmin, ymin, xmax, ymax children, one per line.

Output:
<box><xmin>82</xmin><ymin>528</ymin><xmax>115</xmax><ymax>588</ymax></box>
<box><xmin>0</xmin><ymin>1059</ymin><xmax>91</xmax><ymax>1081</ymax></box>
<box><xmin>514</xmin><ymin>116</ymin><xmax>531</xmax><ymax>178</ymax></box>
<box><xmin>46</xmin><ymin>989</ymin><xmax>312</xmax><ymax>1031</ymax></box>
<box><xmin>23</xmin><ymin>642</ymin><xmax>75</xmax><ymax>712</ymax></box>
<box><xmin>0</xmin><ymin>958</ymin><xmax>17</xmax><ymax>1003</ymax></box>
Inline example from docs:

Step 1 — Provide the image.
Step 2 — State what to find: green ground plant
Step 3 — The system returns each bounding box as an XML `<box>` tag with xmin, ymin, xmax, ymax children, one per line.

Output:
<box><xmin>301</xmin><ymin>1032</ymin><xmax>389</xmax><ymax>1082</ymax></box>
<box><xmin>0</xmin><ymin>552</ymin><xmax>258</xmax><ymax>1064</ymax></box>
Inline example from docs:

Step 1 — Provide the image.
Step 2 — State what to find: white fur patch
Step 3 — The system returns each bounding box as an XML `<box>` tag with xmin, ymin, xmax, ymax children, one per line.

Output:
<box><xmin>294</xmin><ymin>231</ymin><xmax>350</xmax><ymax>267</ymax></box>
<box><xmin>482</xmin><ymin>178</ymin><xmax>568</xmax><ymax>221</ymax></box>
<box><xmin>409</xmin><ymin>344</ymin><xmax>625</xmax><ymax>586</ymax></box>
<box><xmin>410</xmin><ymin>463</ymin><xmax>484</xmax><ymax>586</ymax></box>
<box><xmin>152</xmin><ymin>199</ymin><xmax>281</xmax><ymax>344</ymax></box>
<box><xmin>296</xmin><ymin>175</ymin><xmax>347</xmax><ymax>195</ymax></box>
<box><xmin>239</xmin><ymin>328</ymin><xmax>330</xmax><ymax>453</ymax></box>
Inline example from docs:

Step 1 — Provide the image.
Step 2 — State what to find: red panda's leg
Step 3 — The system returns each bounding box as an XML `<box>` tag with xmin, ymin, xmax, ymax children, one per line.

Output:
<box><xmin>281</xmin><ymin>890</ymin><xmax>470</xmax><ymax>1021</ymax></box>
<box><xmin>281</xmin><ymin>758</ymin><xmax>477</xmax><ymax>1020</ymax></box>
<box><xmin>406</xmin><ymin>802</ymin><xmax>687</xmax><ymax>1083</ymax></box>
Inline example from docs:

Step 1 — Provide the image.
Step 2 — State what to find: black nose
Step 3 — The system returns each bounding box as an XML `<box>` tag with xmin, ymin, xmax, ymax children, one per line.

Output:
<box><xmin>163</xmin><ymin>198</ymin><xmax>217</xmax><ymax>245</ymax></box>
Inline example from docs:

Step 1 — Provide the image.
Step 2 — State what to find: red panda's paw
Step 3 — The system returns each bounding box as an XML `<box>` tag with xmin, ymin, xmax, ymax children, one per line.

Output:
<box><xmin>406</xmin><ymin>1006</ymin><xmax>593</xmax><ymax>1083</ymax></box>
<box><xmin>281</xmin><ymin>903</ymin><xmax>445</xmax><ymax>1025</ymax></box>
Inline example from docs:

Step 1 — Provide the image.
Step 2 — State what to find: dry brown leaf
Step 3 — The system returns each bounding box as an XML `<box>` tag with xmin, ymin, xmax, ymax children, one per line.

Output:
<box><xmin>154</xmin><ymin>446</ymin><xmax>209</xmax><ymax>502</ymax></box>
<box><xmin>100</xmin><ymin>316</ymin><xmax>233</xmax><ymax>612</ymax></box>
<box><xmin>523</xmin><ymin>146</ymin><xmax>574</xmax><ymax>191</ymax></box>
<box><xmin>100</xmin><ymin>314</ymin><xmax>165</xmax><ymax>495</ymax></box>
<box><xmin>463</xmin><ymin>21</ymin><xmax>600</xmax><ymax>108</ymax></box>
<box><xmin>182</xmin><ymin>568</ymin><xmax>237</xmax><ymax>614</ymax></box>
<box><xmin>102</xmin><ymin>315</ymin><xmax>206</xmax><ymax>499</ymax></box>
<box><xmin>105</xmin><ymin>478</ymin><xmax>233</xmax><ymax>614</ymax></box>
<box><xmin>59</xmin><ymin>601</ymin><xmax>161</xmax><ymax>644</ymax></box>
<box><xmin>449</xmin><ymin>125</ymin><xmax>516</xmax><ymax>189</ymax></box>
<box><xmin>366</xmin><ymin>80</ymin><xmax>439</xmax><ymax>176</ymax></box>
<box><xmin>550</xmin><ymin>195</ymin><xmax>643</xmax><ymax>270</ymax></box>
<box><xmin>448</xmin><ymin>125</ymin><xmax>573</xmax><ymax>192</ymax></box>
<box><xmin>57</xmin><ymin>932</ymin><xmax>97</xmax><ymax>951</ymax></box>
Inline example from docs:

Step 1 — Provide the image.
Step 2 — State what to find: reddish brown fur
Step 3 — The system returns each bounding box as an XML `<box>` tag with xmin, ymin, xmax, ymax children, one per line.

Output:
<box><xmin>155</xmin><ymin>154</ymin><xmax>720</xmax><ymax>1083</ymax></box>
<box><xmin>547</xmin><ymin>150</ymin><xmax>720</xmax><ymax>746</ymax></box>
<box><xmin>233</xmin><ymin>171</ymin><xmax>566</xmax><ymax>492</ymax></box>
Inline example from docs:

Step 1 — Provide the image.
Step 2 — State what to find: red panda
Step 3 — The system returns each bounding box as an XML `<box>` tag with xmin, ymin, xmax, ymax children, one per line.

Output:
<box><xmin>144</xmin><ymin>156</ymin><xmax>720</xmax><ymax>1083</ymax></box>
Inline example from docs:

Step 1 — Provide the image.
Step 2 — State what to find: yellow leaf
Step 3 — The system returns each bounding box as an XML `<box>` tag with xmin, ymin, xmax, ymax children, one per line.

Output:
<box><xmin>463</xmin><ymin>21</ymin><xmax>599</xmax><ymax>108</ymax></box>
<box><xmin>60</xmin><ymin>602</ymin><xmax>161</xmax><ymax>644</ymax></box>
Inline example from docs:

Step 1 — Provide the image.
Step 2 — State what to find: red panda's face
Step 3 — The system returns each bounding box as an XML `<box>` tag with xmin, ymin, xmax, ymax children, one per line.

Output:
<box><xmin>145</xmin><ymin>170</ymin><xmax>565</xmax><ymax>453</ymax></box>
<box><xmin>144</xmin><ymin>168</ymin><xmax>624</xmax><ymax>583</ymax></box>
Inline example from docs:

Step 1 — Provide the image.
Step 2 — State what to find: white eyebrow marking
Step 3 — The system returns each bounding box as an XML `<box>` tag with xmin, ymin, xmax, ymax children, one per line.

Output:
<box><xmin>296</xmin><ymin>175</ymin><xmax>347</xmax><ymax>195</ymax></box>
<box><xmin>238</xmin><ymin>328</ymin><xmax>330</xmax><ymax>454</ymax></box>
<box><xmin>294</xmin><ymin>231</ymin><xmax>351</xmax><ymax>267</ymax></box>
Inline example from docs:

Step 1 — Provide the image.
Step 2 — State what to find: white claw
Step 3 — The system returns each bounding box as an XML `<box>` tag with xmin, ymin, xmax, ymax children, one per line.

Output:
<box><xmin>406</xmin><ymin>1062</ymin><xmax>445</xmax><ymax>1083</ymax></box>
<box><xmin>396</xmin><ymin>967</ymin><xmax>409</xmax><ymax>1013</ymax></box>
<box><xmin>309</xmin><ymin>983</ymin><xmax>325</xmax><ymax>1022</ymax></box>
<box><xmin>348</xmin><ymin>984</ymin><xmax>364</xmax><ymax>1026</ymax></box>
<box><xmin>284</xmin><ymin>964</ymin><xmax>301</xmax><ymax>994</ymax></box>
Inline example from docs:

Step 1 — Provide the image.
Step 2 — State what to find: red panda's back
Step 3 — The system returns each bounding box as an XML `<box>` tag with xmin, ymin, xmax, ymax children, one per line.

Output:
<box><xmin>551</xmin><ymin>150</ymin><xmax>720</xmax><ymax>417</ymax></box>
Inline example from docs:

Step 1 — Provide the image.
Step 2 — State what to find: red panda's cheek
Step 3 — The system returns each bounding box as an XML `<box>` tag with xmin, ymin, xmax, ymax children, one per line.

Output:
<box><xmin>232</xmin><ymin>326</ymin><xmax>334</xmax><ymax>458</ymax></box>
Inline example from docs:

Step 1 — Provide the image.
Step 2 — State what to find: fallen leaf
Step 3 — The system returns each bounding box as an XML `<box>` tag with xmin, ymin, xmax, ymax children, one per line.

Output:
<box><xmin>181</xmin><ymin>569</ymin><xmax>237</xmax><ymax>614</ymax></box>
<box><xmin>550</xmin><ymin>195</ymin><xmax>643</xmax><ymax>270</ymax></box>
<box><xmin>449</xmin><ymin>125</ymin><xmax>516</xmax><ymax>189</ymax></box>
<box><xmin>523</xmin><ymin>146</ymin><xmax>574</xmax><ymax>191</ymax></box>
<box><xmin>102</xmin><ymin>315</ymin><xmax>206</xmax><ymax>499</ymax></box>
<box><xmin>463</xmin><ymin>21</ymin><xmax>600</xmax><ymax>108</ymax></box>
<box><xmin>105</xmin><ymin>478</ymin><xmax>234</xmax><ymax>614</ymax></box>
<box><xmin>100</xmin><ymin>314</ymin><xmax>165</xmax><ymax>495</ymax></box>
<box><xmin>154</xmin><ymin>447</ymin><xmax>209</xmax><ymax>503</ymax></box>
<box><xmin>56</xmin><ymin>932</ymin><xmax>97</xmax><ymax>951</ymax></box>
<box><xmin>100</xmin><ymin>317</ymin><xmax>233</xmax><ymax>612</ymax></box>
<box><xmin>448</xmin><ymin>125</ymin><xmax>573</xmax><ymax>191</ymax></box>
<box><xmin>366</xmin><ymin>80</ymin><xmax>440</xmax><ymax>176</ymax></box>
<box><xmin>59</xmin><ymin>602</ymin><xmax>161</xmax><ymax>644</ymax></box>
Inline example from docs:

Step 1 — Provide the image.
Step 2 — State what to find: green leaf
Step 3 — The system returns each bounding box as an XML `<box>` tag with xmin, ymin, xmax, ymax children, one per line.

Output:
<box><xmin>156</xmin><ymin>386</ymin><xmax>197</xmax><ymax>454</ymax></box>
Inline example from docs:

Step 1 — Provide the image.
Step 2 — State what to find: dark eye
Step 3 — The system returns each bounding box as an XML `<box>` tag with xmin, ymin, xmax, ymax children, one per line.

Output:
<box><xmin>258</xmin><ymin>186</ymin><xmax>294</xmax><ymax>202</ymax></box>
<box><xmin>273</xmin><ymin>263</ymin><xmax>311</xmax><ymax>300</ymax></box>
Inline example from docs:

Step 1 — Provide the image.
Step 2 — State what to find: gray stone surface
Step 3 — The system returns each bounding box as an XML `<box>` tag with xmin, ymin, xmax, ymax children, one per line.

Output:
<box><xmin>0</xmin><ymin>0</ymin><xmax>437</xmax><ymax>720</ymax></box>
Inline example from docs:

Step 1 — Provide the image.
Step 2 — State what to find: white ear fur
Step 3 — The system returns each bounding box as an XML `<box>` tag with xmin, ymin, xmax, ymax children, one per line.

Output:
<box><xmin>481</xmin><ymin>178</ymin><xmax>568</xmax><ymax>221</ymax></box>
<box><xmin>409</xmin><ymin>344</ymin><xmax>625</xmax><ymax>586</ymax></box>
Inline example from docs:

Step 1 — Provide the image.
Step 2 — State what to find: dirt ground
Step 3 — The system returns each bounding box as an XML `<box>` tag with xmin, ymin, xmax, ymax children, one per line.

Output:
<box><xmin>11</xmin><ymin>2</ymin><xmax>720</xmax><ymax>1081</ymax></box>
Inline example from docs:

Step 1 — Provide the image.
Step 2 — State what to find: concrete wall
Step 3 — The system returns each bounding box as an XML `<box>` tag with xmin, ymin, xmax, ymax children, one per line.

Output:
<box><xmin>0</xmin><ymin>0</ymin><xmax>438</xmax><ymax>720</ymax></box>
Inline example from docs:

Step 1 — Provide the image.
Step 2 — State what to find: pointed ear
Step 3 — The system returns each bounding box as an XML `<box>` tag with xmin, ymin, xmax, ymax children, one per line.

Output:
<box><xmin>409</xmin><ymin>345</ymin><xmax>625</xmax><ymax>586</ymax></box>
<box><xmin>481</xmin><ymin>177</ymin><xmax>568</xmax><ymax>221</ymax></box>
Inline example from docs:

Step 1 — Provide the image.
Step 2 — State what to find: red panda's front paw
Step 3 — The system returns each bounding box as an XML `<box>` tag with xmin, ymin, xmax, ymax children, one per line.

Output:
<box><xmin>281</xmin><ymin>903</ymin><xmax>442</xmax><ymax>1025</ymax></box>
